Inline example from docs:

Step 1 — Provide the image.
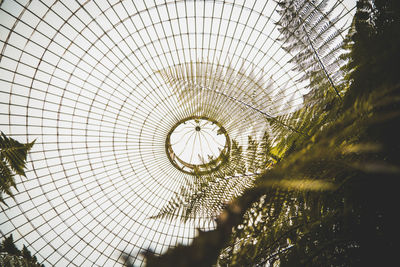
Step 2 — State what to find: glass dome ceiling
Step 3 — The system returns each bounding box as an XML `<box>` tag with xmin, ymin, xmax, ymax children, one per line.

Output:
<box><xmin>0</xmin><ymin>0</ymin><xmax>355</xmax><ymax>266</ymax></box>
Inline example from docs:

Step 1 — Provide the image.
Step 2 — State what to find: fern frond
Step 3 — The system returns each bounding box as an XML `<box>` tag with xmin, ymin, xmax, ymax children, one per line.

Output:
<box><xmin>276</xmin><ymin>0</ymin><xmax>347</xmax><ymax>98</ymax></box>
<box><xmin>0</xmin><ymin>132</ymin><xmax>35</xmax><ymax>204</ymax></box>
<box><xmin>0</xmin><ymin>132</ymin><xmax>35</xmax><ymax>177</ymax></box>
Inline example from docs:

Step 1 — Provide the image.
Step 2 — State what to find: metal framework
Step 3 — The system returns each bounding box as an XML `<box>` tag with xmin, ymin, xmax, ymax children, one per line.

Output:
<box><xmin>165</xmin><ymin>116</ymin><xmax>230</xmax><ymax>175</ymax></box>
<box><xmin>0</xmin><ymin>0</ymin><xmax>355</xmax><ymax>266</ymax></box>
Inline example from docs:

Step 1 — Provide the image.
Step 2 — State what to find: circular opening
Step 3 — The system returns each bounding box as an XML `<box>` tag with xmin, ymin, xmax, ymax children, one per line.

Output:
<box><xmin>166</xmin><ymin>116</ymin><xmax>230</xmax><ymax>175</ymax></box>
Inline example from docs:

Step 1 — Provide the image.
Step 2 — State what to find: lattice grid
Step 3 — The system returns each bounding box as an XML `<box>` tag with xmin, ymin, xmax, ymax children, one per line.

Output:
<box><xmin>0</xmin><ymin>0</ymin><xmax>355</xmax><ymax>266</ymax></box>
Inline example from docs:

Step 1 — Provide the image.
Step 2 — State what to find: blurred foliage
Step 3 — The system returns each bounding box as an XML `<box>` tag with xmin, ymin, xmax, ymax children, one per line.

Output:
<box><xmin>121</xmin><ymin>0</ymin><xmax>400</xmax><ymax>266</ymax></box>
<box><xmin>0</xmin><ymin>132</ymin><xmax>35</xmax><ymax>204</ymax></box>
<box><xmin>343</xmin><ymin>0</ymin><xmax>400</xmax><ymax>107</ymax></box>
<box><xmin>218</xmin><ymin>87</ymin><xmax>399</xmax><ymax>266</ymax></box>
<box><xmin>0</xmin><ymin>235</ymin><xmax>44</xmax><ymax>267</ymax></box>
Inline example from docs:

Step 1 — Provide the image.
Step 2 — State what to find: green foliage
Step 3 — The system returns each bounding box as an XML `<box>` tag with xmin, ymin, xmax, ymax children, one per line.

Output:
<box><xmin>343</xmin><ymin>0</ymin><xmax>400</xmax><ymax>107</ymax></box>
<box><xmin>267</xmin><ymin>88</ymin><xmax>340</xmax><ymax>160</ymax></box>
<box><xmin>276</xmin><ymin>0</ymin><xmax>346</xmax><ymax>97</ymax></box>
<box><xmin>0</xmin><ymin>235</ymin><xmax>44</xmax><ymax>267</ymax></box>
<box><xmin>268</xmin><ymin>0</ymin><xmax>348</xmax><ymax>160</ymax></box>
<box><xmin>143</xmin><ymin>1</ymin><xmax>400</xmax><ymax>266</ymax></box>
<box><xmin>145</xmin><ymin>74</ymin><xmax>400</xmax><ymax>267</ymax></box>
<box><xmin>0</xmin><ymin>132</ymin><xmax>35</xmax><ymax>204</ymax></box>
<box><xmin>217</xmin><ymin>1</ymin><xmax>400</xmax><ymax>265</ymax></box>
<box><xmin>218</xmin><ymin>83</ymin><xmax>400</xmax><ymax>267</ymax></box>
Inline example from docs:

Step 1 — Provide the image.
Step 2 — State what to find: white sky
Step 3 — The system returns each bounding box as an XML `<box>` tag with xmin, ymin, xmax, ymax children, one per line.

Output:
<box><xmin>0</xmin><ymin>0</ymin><xmax>356</xmax><ymax>266</ymax></box>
